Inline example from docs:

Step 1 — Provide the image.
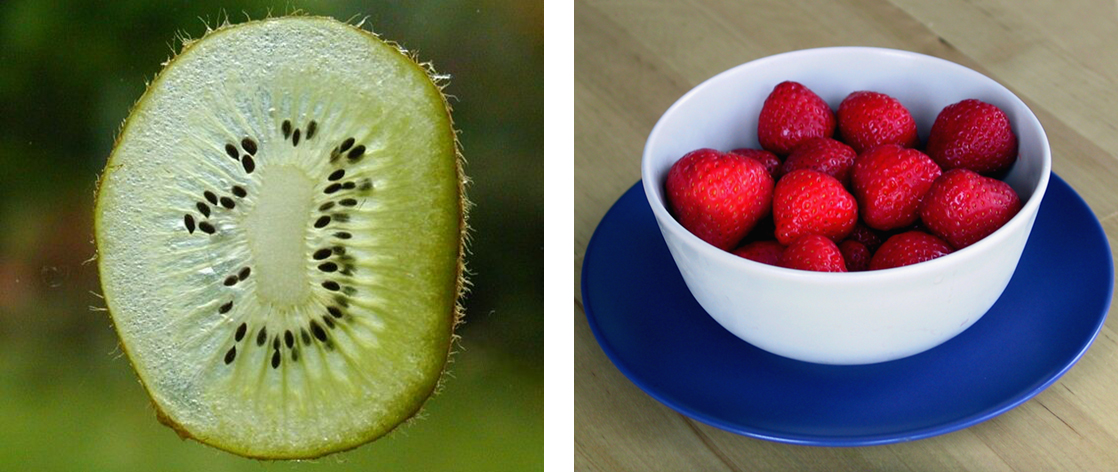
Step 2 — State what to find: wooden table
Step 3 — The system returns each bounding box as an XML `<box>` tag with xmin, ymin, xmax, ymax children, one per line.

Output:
<box><xmin>574</xmin><ymin>1</ymin><xmax>1118</xmax><ymax>469</ymax></box>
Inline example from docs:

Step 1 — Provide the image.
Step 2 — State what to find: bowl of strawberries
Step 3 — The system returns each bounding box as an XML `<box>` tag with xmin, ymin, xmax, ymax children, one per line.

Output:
<box><xmin>641</xmin><ymin>47</ymin><xmax>1051</xmax><ymax>365</ymax></box>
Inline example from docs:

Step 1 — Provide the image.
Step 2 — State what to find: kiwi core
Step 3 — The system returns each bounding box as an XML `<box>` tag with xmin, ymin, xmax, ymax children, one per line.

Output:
<box><xmin>243</xmin><ymin>165</ymin><xmax>315</xmax><ymax>307</ymax></box>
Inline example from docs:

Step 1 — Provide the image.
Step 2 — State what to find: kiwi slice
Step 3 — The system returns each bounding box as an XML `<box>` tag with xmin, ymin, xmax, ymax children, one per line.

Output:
<box><xmin>94</xmin><ymin>16</ymin><xmax>466</xmax><ymax>459</ymax></box>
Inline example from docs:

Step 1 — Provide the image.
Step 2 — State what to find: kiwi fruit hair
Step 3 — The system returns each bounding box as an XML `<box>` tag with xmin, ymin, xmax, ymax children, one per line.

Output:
<box><xmin>94</xmin><ymin>15</ymin><xmax>468</xmax><ymax>459</ymax></box>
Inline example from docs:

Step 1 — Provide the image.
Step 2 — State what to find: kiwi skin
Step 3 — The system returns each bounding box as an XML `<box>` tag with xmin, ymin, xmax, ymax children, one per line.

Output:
<box><xmin>93</xmin><ymin>15</ymin><xmax>469</xmax><ymax>460</ymax></box>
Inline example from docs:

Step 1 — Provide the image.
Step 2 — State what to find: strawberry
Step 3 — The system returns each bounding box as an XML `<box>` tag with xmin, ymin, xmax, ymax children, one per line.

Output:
<box><xmin>779</xmin><ymin>234</ymin><xmax>847</xmax><ymax>272</ymax></box>
<box><xmin>926</xmin><ymin>99</ymin><xmax>1018</xmax><ymax>175</ymax></box>
<box><xmin>837</xmin><ymin>91</ymin><xmax>919</xmax><ymax>154</ymax></box>
<box><xmin>732</xmin><ymin>240</ymin><xmax>785</xmax><ymax>266</ymax></box>
<box><xmin>781</xmin><ymin>137</ymin><xmax>857</xmax><ymax>186</ymax></box>
<box><xmin>869</xmin><ymin>231</ymin><xmax>953</xmax><ymax>270</ymax></box>
<box><xmin>772</xmin><ymin>169</ymin><xmax>857</xmax><ymax>245</ymax></box>
<box><xmin>851</xmin><ymin>144</ymin><xmax>942</xmax><ymax>231</ymax></box>
<box><xmin>846</xmin><ymin>221</ymin><xmax>884</xmax><ymax>252</ymax></box>
<box><xmin>665</xmin><ymin>148</ymin><xmax>775</xmax><ymax>251</ymax></box>
<box><xmin>730</xmin><ymin>148</ymin><xmax>783</xmax><ymax>180</ymax></box>
<box><xmin>919</xmin><ymin>169</ymin><xmax>1022</xmax><ymax>249</ymax></box>
<box><xmin>757</xmin><ymin>81</ymin><xmax>836</xmax><ymax>155</ymax></box>
<box><xmin>839</xmin><ymin>240</ymin><xmax>872</xmax><ymax>272</ymax></box>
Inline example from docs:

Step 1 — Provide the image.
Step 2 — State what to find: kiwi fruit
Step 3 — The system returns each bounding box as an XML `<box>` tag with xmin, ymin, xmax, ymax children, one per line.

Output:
<box><xmin>93</xmin><ymin>16</ymin><xmax>467</xmax><ymax>459</ymax></box>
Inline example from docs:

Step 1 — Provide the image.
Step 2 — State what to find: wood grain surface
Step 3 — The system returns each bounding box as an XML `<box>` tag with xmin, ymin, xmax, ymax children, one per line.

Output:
<box><xmin>574</xmin><ymin>1</ymin><xmax>1118</xmax><ymax>470</ymax></box>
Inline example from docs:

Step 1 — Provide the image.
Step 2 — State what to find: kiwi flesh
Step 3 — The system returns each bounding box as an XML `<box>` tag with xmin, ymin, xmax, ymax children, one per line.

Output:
<box><xmin>94</xmin><ymin>16</ymin><xmax>466</xmax><ymax>459</ymax></box>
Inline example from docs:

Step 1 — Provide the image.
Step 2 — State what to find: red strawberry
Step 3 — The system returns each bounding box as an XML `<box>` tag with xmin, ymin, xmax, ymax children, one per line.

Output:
<box><xmin>732</xmin><ymin>240</ymin><xmax>785</xmax><ymax>266</ymax></box>
<box><xmin>926</xmin><ymin>99</ymin><xmax>1017</xmax><ymax>175</ymax></box>
<box><xmin>780</xmin><ymin>234</ymin><xmax>847</xmax><ymax>272</ymax></box>
<box><xmin>730</xmin><ymin>148</ymin><xmax>783</xmax><ymax>180</ymax></box>
<box><xmin>851</xmin><ymin>144</ymin><xmax>942</xmax><ymax>231</ymax></box>
<box><xmin>781</xmin><ymin>137</ymin><xmax>857</xmax><ymax>186</ymax></box>
<box><xmin>757</xmin><ymin>81</ymin><xmax>836</xmax><ymax>155</ymax></box>
<box><xmin>837</xmin><ymin>91</ymin><xmax>919</xmax><ymax>154</ymax></box>
<box><xmin>665</xmin><ymin>148</ymin><xmax>775</xmax><ymax>251</ymax></box>
<box><xmin>839</xmin><ymin>240</ymin><xmax>871</xmax><ymax>272</ymax></box>
<box><xmin>846</xmin><ymin>221</ymin><xmax>884</xmax><ymax>252</ymax></box>
<box><xmin>772</xmin><ymin>169</ymin><xmax>857</xmax><ymax>245</ymax></box>
<box><xmin>919</xmin><ymin>169</ymin><xmax>1022</xmax><ymax>249</ymax></box>
<box><xmin>869</xmin><ymin>231</ymin><xmax>953</xmax><ymax>270</ymax></box>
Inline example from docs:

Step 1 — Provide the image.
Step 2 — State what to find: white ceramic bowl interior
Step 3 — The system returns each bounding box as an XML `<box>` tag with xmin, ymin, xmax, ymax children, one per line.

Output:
<box><xmin>641</xmin><ymin>47</ymin><xmax>1051</xmax><ymax>365</ymax></box>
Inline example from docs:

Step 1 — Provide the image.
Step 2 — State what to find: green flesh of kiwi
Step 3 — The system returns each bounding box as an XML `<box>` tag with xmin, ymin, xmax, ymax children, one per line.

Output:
<box><xmin>94</xmin><ymin>16</ymin><xmax>466</xmax><ymax>459</ymax></box>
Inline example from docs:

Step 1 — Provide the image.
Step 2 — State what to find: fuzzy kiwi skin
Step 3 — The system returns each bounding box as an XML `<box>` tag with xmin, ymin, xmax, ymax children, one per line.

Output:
<box><xmin>94</xmin><ymin>15</ymin><xmax>469</xmax><ymax>460</ymax></box>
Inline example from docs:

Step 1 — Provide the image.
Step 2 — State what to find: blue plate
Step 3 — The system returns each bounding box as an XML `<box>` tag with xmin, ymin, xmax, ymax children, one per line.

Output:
<box><xmin>581</xmin><ymin>173</ymin><xmax>1113</xmax><ymax>446</ymax></box>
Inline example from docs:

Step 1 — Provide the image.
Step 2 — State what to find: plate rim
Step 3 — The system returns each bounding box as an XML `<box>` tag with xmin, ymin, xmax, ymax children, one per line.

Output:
<box><xmin>580</xmin><ymin>173</ymin><xmax>1113</xmax><ymax>446</ymax></box>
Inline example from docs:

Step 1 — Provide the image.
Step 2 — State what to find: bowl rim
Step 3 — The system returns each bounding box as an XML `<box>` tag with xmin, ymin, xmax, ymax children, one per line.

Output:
<box><xmin>640</xmin><ymin>46</ymin><xmax>1052</xmax><ymax>283</ymax></box>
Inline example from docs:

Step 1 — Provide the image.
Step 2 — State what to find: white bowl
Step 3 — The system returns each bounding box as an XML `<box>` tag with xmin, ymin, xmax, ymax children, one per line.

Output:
<box><xmin>641</xmin><ymin>47</ymin><xmax>1051</xmax><ymax>365</ymax></box>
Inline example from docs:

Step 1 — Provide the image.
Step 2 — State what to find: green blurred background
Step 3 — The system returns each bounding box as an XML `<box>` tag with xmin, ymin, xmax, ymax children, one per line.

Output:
<box><xmin>0</xmin><ymin>0</ymin><xmax>542</xmax><ymax>470</ymax></box>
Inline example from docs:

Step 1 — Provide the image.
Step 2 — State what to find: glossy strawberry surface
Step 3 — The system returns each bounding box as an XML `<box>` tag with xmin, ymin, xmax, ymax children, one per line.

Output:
<box><xmin>757</xmin><ymin>81</ymin><xmax>836</xmax><ymax>156</ymax></box>
<box><xmin>732</xmin><ymin>240</ymin><xmax>785</xmax><ymax>266</ymax></box>
<box><xmin>869</xmin><ymin>231</ymin><xmax>953</xmax><ymax>270</ymax></box>
<box><xmin>851</xmin><ymin>144</ymin><xmax>942</xmax><ymax>231</ymax></box>
<box><xmin>665</xmin><ymin>148</ymin><xmax>775</xmax><ymax>251</ymax></box>
<box><xmin>780</xmin><ymin>234</ymin><xmax>847</xmax><ymax>272</ymax></box>
<box><xmin>773</xmin><ymin>169</ymin><xmax>858</xmax><ymax>245</ymax></box>
<box><xmin>919</xmin><ymin>169</ymin><xmax>1022</xmax><ymax>249</ymax></box>
<box><xmin>926</xmin><ymin>99</ymin><xmax>1017</xmax><ymax>175</ymax></box>
<box><xmin>730</xmin><ymin>148</ymin><xmax>783</xmax><ymax>180</ymax></box>
<box><xmin>781</xmin><ymin>137</ymin><xmax>857</xmax><ymax>186</ymax></box>
<box><xmin>837</xmin><ymin>91</ymin><xmax>919</xmax><ymax>154</ymax></box>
